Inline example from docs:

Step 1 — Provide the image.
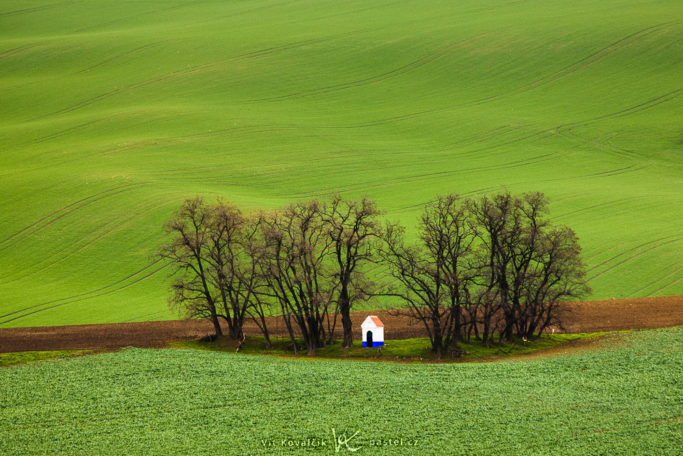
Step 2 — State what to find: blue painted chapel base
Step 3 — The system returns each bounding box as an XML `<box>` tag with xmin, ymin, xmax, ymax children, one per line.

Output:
<box><xmin>362</xmin><ymin>341</ymin><xmax>384</xmax><ymax>348</ymax></box>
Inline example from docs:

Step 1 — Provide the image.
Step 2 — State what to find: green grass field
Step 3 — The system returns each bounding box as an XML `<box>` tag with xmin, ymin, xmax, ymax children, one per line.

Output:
<box><xmin>0</xmin><ymin>327</ymin><xmax>680</xmax><ymax>455</ymax></box>
<box><xmin>1</xmin><ymin>0</ymin><xmax>681</xmax><ymax>327</ymax></box>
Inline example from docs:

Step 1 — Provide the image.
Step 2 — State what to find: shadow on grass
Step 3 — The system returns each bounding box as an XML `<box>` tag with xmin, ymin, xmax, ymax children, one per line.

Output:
<box><xmin>170</xmin><ymin>332</ymin><xmax>610</xmax><ymax>363</ymax></box>
<box><xmin>0</xmin><ymin>350</ymin><xmax>93</xmax><ymax>367</ymax></box>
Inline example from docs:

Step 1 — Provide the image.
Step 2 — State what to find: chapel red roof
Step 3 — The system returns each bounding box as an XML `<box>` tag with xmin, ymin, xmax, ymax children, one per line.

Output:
<box><xmin>369</xmin><ymin>316</ymin><xmax>384</xmax><ymax>327</ymax></box>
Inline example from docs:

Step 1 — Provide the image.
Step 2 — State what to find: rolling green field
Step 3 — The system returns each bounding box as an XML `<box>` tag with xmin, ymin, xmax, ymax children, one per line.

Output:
<box><xmin>1</xmin><ymin>0</ymin><xmax>681</xmax><ymax>327</ymax></box>
<box><xmin>0</xmin><ymin>327</ymin><xmax>680</xmax><ymax>455</ymax></box>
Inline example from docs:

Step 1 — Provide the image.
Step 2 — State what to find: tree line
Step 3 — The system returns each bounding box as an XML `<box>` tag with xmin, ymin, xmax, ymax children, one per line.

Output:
<box><xmin>159</xmin><ymin>192</ymin><xmax>589</xmax><ymax>357</ymax></box>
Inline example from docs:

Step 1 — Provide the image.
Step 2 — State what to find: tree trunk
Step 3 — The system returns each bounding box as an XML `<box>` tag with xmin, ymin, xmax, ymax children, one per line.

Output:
<box><xmin>282</xmin><ymin>311</ymin><xmax>298</xmax><ymax>354</ymax></box>
<box><xmin>431</xmin><ymin>313</ymin><xmax>443</xmax><ymax>357</ymax></box>
<box><xmin>453</xmin><ymin>304</ymin><xmax>462</xmax><ymax>342</ymax></box>
<box><xmin>432</xmin><ymin>337</ymin><xmax>443</xmax><ymax>359</ymax></box>
<box><xmin>306</xmin><ymin>340</ymin><xmax>316</xmax><ymax>356</ymax></box>
<box><xmin>481</xmin><ymin>316</ymin><xmax>490</xmax><ymax>347</ymax></box>
<box><xmin>339</xmin><ymin>286</ymin><xmax>353</xmax><ymax>347</ymax></box>
<box><xmin>502</xmin><ymin>307</ymin><xmax>515</xmax><ymax>342</ymax></box>
<box><xmin>228</xmin><ymin>324</ymin><xmax>243</xmax><ymax>340</ymax></box>
<box><xmin>254</xmin><ymin>313</ymin><xmax>272</xmax><ymax>349</ymax></box>
<box><xmin>211</xmin><ymin>313</ymin><xmax>223</xmax><ymax>337</ymax></box>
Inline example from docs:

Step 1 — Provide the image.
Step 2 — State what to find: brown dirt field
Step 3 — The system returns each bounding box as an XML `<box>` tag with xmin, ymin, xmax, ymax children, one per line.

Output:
<box><xmin>0</xmin><ymin>295</ymin><xmax>680</xmax><ymax>353</ymax></box>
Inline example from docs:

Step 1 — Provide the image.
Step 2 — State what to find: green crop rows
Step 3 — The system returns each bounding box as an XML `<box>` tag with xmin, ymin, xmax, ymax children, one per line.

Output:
<box><xmin>0</xmin><ymin>327</ymin><xmax>680</xmax><ymax>455</ymax></box>
<box><xmin>1</xmin><ymin>0</ymin><xmax>681</xmax><ymax>327</ymax></box>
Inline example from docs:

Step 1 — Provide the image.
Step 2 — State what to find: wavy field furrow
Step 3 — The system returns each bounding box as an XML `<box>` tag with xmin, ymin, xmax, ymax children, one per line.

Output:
<box><xmin>0</xmin><ymin>1</ymin><xmax>68</xmax><ymax>18</ymax></box>
<box><xmin>40</xmin><ymin>38</ymin><xmax>326</xmax><ymax>120</ymax></box>
<box><xmin>651</xmin><ymin>277</ymin><xmax>681</xmax><ymax>295</ymax></box>
<box><xmin>285</xmin><ymin>151</ymin><xmax>559</xmax><ymax>200</ymax></box>
<box><xmin>464</xmin><ymin>22</ymin><xmax>676</xmax><ymax>106</ymax></box>
<box><xmin>76</xmin><ymin>42</ymin><xmax>167</xmax><ymax>75</ymax></box>
<box><xmin>0</xmin><ymin>43</ymin><xmax>42</xmax><ymax>60</ymax></box>
<box><xmin>0</xmin><ymin>195</ymin><xmax>170</xmax><ymax>283</ymax></box>
<box><xmin>585</xmin><ymin>233</ymin><xmax>681</xmax><ymax>271</ymax></box>
<box><xmin>557</xmin><ymin>89</ymin><xmax>683</xmax><ymax>132</ymax></box>
<box><xmin>0</xmin><ymin>259</ymin><xmax>168</xmax><ymax>324</ymax></box>
<box><xmin>0</xmin><ymin>184</ymin><xmax>143</xmax><ymax>251</ymax></box>
<box><xmin>250</xmin><ymin>34</ymin><xmax>489</xmax><ymax>103</ymax></box>
<box><xmin>629</xmin><ymin>265</ymin><xmax>682</xmax><ymax>296</ymax></box>
<box><xmin>586</xmin><ymin>236</ymin><xmax>682</xmax><ymax>282</ymax></box>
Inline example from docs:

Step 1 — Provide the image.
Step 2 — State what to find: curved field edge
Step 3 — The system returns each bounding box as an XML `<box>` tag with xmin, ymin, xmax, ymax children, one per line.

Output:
<box><xmin>0</xmin><ymin>332</ymin><xmax>607</xmax><ymax>367</ymax></box>
<box><xmin>168</xmin><ymin>332</ymin><xmax>609</xmax><ymax>364</ymax></box>
<box><xmin>0</xmin><ymin>327</ymin><xmax>680</xmax><ymax>455</ymax></box>
<box><xmin>0</xmin><ymin>0</ymin><xmax>681</xmax><ymax>327</ymax></box>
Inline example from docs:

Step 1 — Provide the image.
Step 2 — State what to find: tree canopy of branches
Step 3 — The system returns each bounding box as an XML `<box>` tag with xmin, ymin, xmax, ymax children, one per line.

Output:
<box><xmin>323</xmin><ymin>195</ymin><xmax>383</xmax><ymax>347</ymax></box>
<box><xmin>160</xmin><ymin>192</ymin><xmax>588</xmax><ymax>358</ymax></box>
<box><xmin>256</xmin><ymin>201</ymin><xmax>335</xmax><ymax>355</ymax></box>
<box><xmin>380</xmin><ymin>192</ymin><xmax>589</xmax><ymax>357</ymax></box>
<box><xmin>379</xmin><ymin>195</ymin><xmax>476</xmax><ymax>357</ymax></box>
<box><xmin>159</xmin><ymin>197</ymin><xmax>264</xmax><ymax>340</ymax></box>
<box><xmin>469</xmin><ymin>192</ymin><xmax>590</xmax><ymax>343</ymax></box>
<box><xmin>161</xmin><ymin>195</ymin><xmax>383</xmax><ymax>355</ymax></box>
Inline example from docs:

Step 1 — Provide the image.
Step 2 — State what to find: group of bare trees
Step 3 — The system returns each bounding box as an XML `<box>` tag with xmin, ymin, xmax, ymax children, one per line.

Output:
<box><xmin>159</xmin><ymin>196</ymin><xmax>381</xmax><ymax>355</ymax></box>
<box><xmin>159</xmin><ymin>192</ymin><xmax>589</xmax><ymax>357</ymax></box>
<box><xmin>381</xmin><ymin>193</ymin><xmax>589</xmax><ymax>357</ymax></box>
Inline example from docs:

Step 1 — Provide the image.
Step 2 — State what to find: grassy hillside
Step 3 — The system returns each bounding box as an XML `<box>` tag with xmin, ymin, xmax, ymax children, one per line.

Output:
<box><xmin>0</xmin><ymin>327</ymin><xmax>681</xmax><ymax>455</ymax></box>
<box><xmin>1</xmin><ymin>0</ymin><xmax>681</xmax><ymax>327</ymax></box>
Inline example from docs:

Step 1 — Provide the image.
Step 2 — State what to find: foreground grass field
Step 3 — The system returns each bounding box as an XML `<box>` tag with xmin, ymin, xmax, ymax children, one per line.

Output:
<box><xmin>1</xmin><ymin>0</ymin><xmax>681</xmax><ymax>326</ymax></box>
<box><xmin>0</xmin><ymin>327</ymin><xmax>680</xmax><ymax>455</ymax></box>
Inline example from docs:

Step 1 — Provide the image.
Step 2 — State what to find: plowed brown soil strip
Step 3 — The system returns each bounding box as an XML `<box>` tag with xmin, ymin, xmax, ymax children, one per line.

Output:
<box><xmin>0</xmin><ymin>295</ymin><xmax>681</xmax><ymax>353</ymax></box>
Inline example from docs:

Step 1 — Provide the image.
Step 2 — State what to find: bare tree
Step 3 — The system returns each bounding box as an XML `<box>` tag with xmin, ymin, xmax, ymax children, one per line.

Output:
<box><xmin>468</xmin><ymin>192</ymin><xmax>517</xmax><ymax>344</ymax></box>
<box><xmin>469</xmin><ymin>192</ymin><xmax>590</xmax><ymax>342</ymax></box>
<box><xmin>420</xmin><ymin>194</ymin><xmax>477</xmax><ymax>349</ymax></box>
<box><xmin>379</xmin><ymin>222</ymin><xmax>452</xmax><ymax>357</ymax></box>
<box><xmin>381</xmin><ymin>192</ymin><xmax>589</xmax><ymax>354</ymax></box>
<box><xmin>160</xmin><ymin>198</ymin><xmax>222</xmax><ymax>336</ymax></box>
<box><xmin>241</xmin><ymin>216</ymin><xmax>274</xmax><ymax>348</ymax></box>
<box><xmin>515</xmin><ymin>225</ymin><xmax>589</xmax><ymax>338</ymax></box>
<box><xmin>160</xmin><ymin>198</ymin><xmax>269</xmax><ymax>341</ymax></box>
<box><xmin>323</xmin><ymin>195</ymin><xmax>383</xmax><ymax>348</ymax></box>
<box><xmin>257</xmin><ymin>201</ymin><xmax>335</xmax><ymax>355</ymax></box>
<box><xmin>205</xmin><ymin>201</ymin><xmax>266</xmax><ymax>340</ymax></box>
<box><xmin>379</xmin><ymin>195</ymin><xmax>478</xmax><ymax>357</ymax></box>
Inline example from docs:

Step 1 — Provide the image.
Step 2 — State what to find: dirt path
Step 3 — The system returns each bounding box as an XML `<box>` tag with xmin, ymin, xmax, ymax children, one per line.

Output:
<box><xmin>0</xmin><ymin>295</ymin><xmax>681</xmax><ymax>353</ymax></box>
